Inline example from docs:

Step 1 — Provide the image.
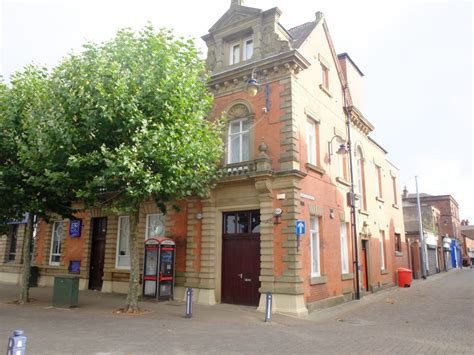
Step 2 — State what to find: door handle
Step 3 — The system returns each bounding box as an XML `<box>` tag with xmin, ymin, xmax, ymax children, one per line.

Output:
<box><xmin>244</xmin><ymin>278</ymin><xmax>252</xmax><ymax>282</ymax></box>
<box><xmin>237</xmin><ymin>273</ymin><xmax>243</xmax><ymax>279</ymax></box>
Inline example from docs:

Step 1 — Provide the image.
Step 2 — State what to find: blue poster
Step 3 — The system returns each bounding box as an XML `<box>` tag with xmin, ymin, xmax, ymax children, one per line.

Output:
<box><xmin>69</xmin><ymin>219</ymin><xmax>82</xmax><ymax>238</ymax></box>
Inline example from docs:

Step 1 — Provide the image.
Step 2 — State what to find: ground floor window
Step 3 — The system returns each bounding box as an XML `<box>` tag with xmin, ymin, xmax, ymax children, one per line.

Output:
<box><xmin>395</xmin><ymin>233</ymin><xmax>402</xmax><ymax>252</ymax></box>
<box><xmin>146</xmin><ymin>214</ymin><xmax>165</xmax><ymax>240</ymax></box>
<box><xmin>380</xmin><ymin>230</ymin><xmax>386</xmax><ymax>270</ymax></box>
<box><xmin>340</xmin><ymin>222</ymin><xmax>349</xmax><ymax>274</ymax></box>
<box><xmin>116</xmin><ymin>216</ymin><xmax>130</xmax><ymax>269</ymax></box>
<box><xmin>8</xmin><ymin>225</ymin><xmax>18</xmax><ymax>262</ymax></box>
<box><xmin>50</xmin><ymin>221</ymin><xmax>64</xmax><ymax>265</ymax></box>
<box><xmin>310</xmin><ymin>217</ymin><xmax>321</xmax><ymax>277</ymax></box>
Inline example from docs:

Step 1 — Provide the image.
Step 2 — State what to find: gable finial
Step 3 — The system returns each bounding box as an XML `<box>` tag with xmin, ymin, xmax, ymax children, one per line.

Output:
<box><xmin>231</xmin><ymin>0</ymin><xmax>243</xmax><ymax>7</ymax></box>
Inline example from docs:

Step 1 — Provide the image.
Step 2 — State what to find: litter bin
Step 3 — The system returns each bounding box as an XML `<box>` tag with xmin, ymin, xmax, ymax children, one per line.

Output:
<box><xmin>29</xmin><ymin>266</ymin><xmax>39</xmax><ymax>287</ymax></box>
<box><xmin>397</xmin><ymin>268</ymin><xmax>412</xmax><ymax>288</ymax></box>
<box><xmin>53</xmin><ymin>275</ymin><xmax>79</xmax><ymax>308</ymax></box>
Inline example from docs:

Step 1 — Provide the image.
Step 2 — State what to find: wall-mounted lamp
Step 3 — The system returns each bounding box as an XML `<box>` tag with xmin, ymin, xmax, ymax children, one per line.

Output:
<box><xmin>246</xmin><ymin>68</ymin><xmax>270</xmax><ymax>112</ymax></box>
<box><xmin>329</xmin><ymin>209</ymin><xmax>335</xmax><ymax>219</ymax></box>
<box><xmin>328</xmin><ymin>135</ymin><xmax>348</xmax><ymax>162</ymax></box>
<box><xmin>246</xmin><ymin>68</ymin><xmax>259</xmax><ymax>97</ymax></box>
<box><xmin>273</xmin><ymin>208</ymin><xmax>282</xmax><ymax>225</ymax></box>
<box><xmin>196</xmin><ymin>213</ymin><xmax>203</xmax><ymax>220</ymax></box>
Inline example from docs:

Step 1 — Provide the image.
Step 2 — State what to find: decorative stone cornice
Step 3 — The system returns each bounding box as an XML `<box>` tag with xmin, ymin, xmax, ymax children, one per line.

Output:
<box><xmin>344</xmin><ymin>105</ymin><xmax>375</xmax><ymax>135</ymax></box>
<box><xmin>208</xmin><ymin>50</ymin><xmax>310</xmax><ymax>96</ymax></box>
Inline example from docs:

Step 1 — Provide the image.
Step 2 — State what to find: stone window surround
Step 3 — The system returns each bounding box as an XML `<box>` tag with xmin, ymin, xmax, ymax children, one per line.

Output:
<box><xmin>225</xmin><ymin>30</ymin><xmax>254</xmax><ymax>67</ymax></box>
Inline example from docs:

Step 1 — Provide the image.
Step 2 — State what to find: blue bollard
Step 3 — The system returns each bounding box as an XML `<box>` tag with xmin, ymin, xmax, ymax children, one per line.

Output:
<box><xmin>265</xmin><ymin>292</ymin><xmax>272</xmax><ymax>322</ymax></box>
<box><xmin>7</xmin><ymin>330</ymin><xmax>27</xmax><ymax>355</ymax></box>
<box><xmin>185</xmin><ymin>288</ymin><xmax>193</xmax><ymax>318</ymax></box>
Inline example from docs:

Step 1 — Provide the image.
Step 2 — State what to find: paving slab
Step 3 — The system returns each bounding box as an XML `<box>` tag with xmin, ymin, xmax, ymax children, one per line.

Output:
<box><xmin>0</xmin><ymin>268</ymin><xmax>473</xmax><ymax>354</ymax></box>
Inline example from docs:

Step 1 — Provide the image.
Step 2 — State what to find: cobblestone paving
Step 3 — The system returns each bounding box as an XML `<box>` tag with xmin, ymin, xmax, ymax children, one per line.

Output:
<box><xmin>0</xmin><ymin>269</ymin><xmax>472</xmax><ymax>354</ymax></box>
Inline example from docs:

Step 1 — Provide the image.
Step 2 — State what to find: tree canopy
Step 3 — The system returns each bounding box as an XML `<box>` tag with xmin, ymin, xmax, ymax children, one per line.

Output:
<box><xmin>53</xmin><ymin>26</ymin><xmax>223</xmax><ymax>212</ymax></box>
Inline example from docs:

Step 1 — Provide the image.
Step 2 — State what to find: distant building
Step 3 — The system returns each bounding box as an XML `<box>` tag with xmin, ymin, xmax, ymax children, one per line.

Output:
<box><xmin>402</xmin><ymin>191</ymin><xmax>462</xmax><ymax>275</ymax></box>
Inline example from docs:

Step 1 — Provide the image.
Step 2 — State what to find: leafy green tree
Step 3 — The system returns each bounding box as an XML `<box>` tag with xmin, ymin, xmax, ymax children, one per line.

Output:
<box><xmin>0</xmin><ymin>66</ymin><xmax>77</xmax><ymax>303</ymax></box>
<box><xmin>52</xmin><ymin>26</ymin><xmax>223</xmax><ymax>312</ymax></box>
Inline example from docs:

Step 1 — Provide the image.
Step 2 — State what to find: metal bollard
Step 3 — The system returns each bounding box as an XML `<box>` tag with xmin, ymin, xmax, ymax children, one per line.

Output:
<box><xmin>185</xmin><ymin>288</ymin><xmax>193</xmax><ymax>318</ymax></box>
<box><xmin>264</xmin><ymin>292</ymin><xmax>272</xmax><ymax>322</ymax></box>
<box><xmin>7</xmin><ymin>330</ymin><xmax>27</xmax><ymax>355</ymax></box>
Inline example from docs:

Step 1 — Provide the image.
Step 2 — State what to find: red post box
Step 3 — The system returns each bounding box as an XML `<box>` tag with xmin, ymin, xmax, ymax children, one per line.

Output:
<box><xmin>397</xmin><ymin>268</ymin><xmax>412</xmax><ymax>287</ymax></box>
<box><xmin>143</xmin><ymin>237</ymin><xmax>176</xmax><ymax>301</ymax></box>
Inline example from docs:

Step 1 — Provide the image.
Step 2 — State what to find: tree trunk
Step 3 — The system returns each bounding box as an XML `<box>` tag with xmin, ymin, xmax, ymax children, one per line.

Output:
<box><xmin>19</xmin><ymin>212</ymin><xmax>34</xmax><ymax>304</ymax></box>
<box><xmin>125</xmin><ymin>206</ymin><xmax>141</xmax><ymax>313</ymax></box>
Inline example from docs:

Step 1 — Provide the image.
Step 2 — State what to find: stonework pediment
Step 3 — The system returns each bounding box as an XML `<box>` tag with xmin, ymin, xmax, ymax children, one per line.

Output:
<box><xmin>209</xmin><ymin>6</ymin><xmax>261</xmax><ymax>33</ymax></box>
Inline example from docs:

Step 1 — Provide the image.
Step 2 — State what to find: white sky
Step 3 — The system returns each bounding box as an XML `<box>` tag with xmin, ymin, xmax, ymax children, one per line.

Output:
<box><xmin>1</xmin><ymin>0</ymin><xmax>473</xmax><ymax>220</ymax></box>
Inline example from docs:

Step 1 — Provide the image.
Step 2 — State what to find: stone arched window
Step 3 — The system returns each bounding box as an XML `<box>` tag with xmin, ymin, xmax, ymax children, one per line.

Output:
<box><xmin>355</xmin><ymin>146</ymin><xmax>367</xmax><ymax>210</ymax></box>
<box><xmin>226</xmin><ymin>102</ymin><xmax>254</xmax><ymax>164</ymax></box>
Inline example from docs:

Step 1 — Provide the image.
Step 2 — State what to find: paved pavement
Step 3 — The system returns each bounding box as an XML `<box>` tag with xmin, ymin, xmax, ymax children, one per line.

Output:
<box><xmin>0</xmin><ymin>269</ymin><xmax>473</xmax><ymax>354</ymax></box>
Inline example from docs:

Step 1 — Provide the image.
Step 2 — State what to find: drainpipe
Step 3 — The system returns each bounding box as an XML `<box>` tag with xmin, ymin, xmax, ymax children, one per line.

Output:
<box><xmin>343</xmin><ymin>86</ymin><xmax>360</xmax><ymax>300</ymax></box>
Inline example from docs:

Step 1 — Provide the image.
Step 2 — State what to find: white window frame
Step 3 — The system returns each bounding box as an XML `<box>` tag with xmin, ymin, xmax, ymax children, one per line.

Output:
<box><xmin>145</xmin><ymin>213</ymin><xmax>165</xmax><ymax>240</ymax></box>
<box><xmin>340</xmin><ymin>222</ymin><xmax>349</xmax><ymax>274</ymax></box>
<box><xmin>376</xmin><ymin>165</ymin><xmax>383</xmax><ymax>198</ymax></box>
<box><xmin>49</xmin><ymin>221</ymin><xmax>64</xmax><ymax>266</ymax></box>
<box><xmin>116</xmin><ymin>216</ymin><xmax>130</xmax><ymax>269</ymax></box>
<box><xmin>229</xmin><ymin>37</ymin><xmax>253</xmax><ymax>65</ymax></box>
<box><xmin>229</xmin><ymin>42</ymin><xmax>240</xmax><ymax>65</ymax></box>
<box><xmin>310</xmin><ymin>217</ymin><xmax>321</xmax><ymax>277</ymax></box>
<box><xmin>243</xmin><ymin>37</ymin><xmax>253</xmax><ymax>61</ymax></box>
<box><xmin>307</xmin><ymin>119</ymin><xmax>316</xmax><ymax>165</ymax></box>
<box><xmin>356</xmin><ymin>152</ymin><xmax>364</xmax><ymax>209</ymax></box>
<box><xmin>227</xmin><ymin>118</ymin><xmax>250</xmax><ymax>164</ymax></box>
<box><xmin>380</xmin><ymin>231</ymin><xmax>386</xmax><ymax>270</ymax></box>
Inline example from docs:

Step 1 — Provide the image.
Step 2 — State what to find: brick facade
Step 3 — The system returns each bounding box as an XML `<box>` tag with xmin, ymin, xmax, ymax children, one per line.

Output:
<box><xmin>0</xmin><ymin>1</ymin><xmax>410</xmax><ymax>315</ymax></box>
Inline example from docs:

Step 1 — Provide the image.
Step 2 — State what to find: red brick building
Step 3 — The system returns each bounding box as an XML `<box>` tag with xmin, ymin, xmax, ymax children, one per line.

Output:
<box><xmin>0</xmin><ymin>1</ymin><xmax>409</xmax><ymax>315</ymax></box>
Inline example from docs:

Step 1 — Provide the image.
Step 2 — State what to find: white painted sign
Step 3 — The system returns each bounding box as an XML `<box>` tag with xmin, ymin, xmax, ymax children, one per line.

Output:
<box><xmin>300</xmin><ymin>193</ymin><xmax>315</xmax><ymax>201</ymax></box>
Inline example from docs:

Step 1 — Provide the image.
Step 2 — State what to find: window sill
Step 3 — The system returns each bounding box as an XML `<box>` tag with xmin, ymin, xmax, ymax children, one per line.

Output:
<box><xmin>376</xmin><ymin>196</ymin><xmax>385</xmax><ymax>203</ymax></box>
<box><xmin>341</xmin><ymin>272</ymin><xmax>354</xmax><ymax>281</ymax></box>
<box><xmin>381</xmin><ymin>269</ymin><xmax>389</xmax><ymax>275</ymax></box>
<box><xmin>319</xmin><ymin>84</ymin><xmax>333</xmax><ymax>97</ymax></box>
<box><xmin>336</xmin><ymin>177</ymin><xmax>351</xmax><ymax>187</ymax></box>
<box><xmin>358</xmin><ymin>209</ymin><xmax>369</xmax><ymax>216</ymax></box>
<box><xmin>310</xmin><ymin>275</ymin><xmax>327</xmax><ymax>285</ymax></box>
<box><xmin>306</xmin><ymin>163</ymin><xmax>326</xmax><ymax>176</ymax></box>
<box><xmin>392</xmin><ymin>204</ymin><xmax>399</xmax><ymax>209</ymax></box>
<box><xmin>395</xmin><ymin>251</ymin><xmax>404</xmax><ymax>257</ymax></box>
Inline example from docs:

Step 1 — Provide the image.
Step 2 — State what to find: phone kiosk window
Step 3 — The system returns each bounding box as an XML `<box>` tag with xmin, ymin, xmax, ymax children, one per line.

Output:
<box><xmin>143</xmin><ymin>237</ymin><xmax>176</xmax><ymax>301</ymax></box>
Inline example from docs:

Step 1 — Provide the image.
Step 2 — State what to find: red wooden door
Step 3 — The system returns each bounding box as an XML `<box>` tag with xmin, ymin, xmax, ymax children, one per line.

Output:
<box><xmin>222</xmin><ymin>210</ymin><xmax>261</xmax><ymax>306</ymax></box>
<box><xmin>89</xmin><ymin>217</ymin><xmax>107</xmax><ymax>290</ymax></box>
<box><xmin>361</xmin><ymin>240</ymin><xmax>368</xmax><ymax>291</ymax></box>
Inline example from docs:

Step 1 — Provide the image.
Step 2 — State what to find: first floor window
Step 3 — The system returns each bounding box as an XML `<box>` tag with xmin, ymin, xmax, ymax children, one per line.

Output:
<box><xmin>146</xmin><ymin>214</ymin><xmax>165</xmax><ymax>240</ymax></box>
<box><xmin>380</xmin><ymin>230</ymin><xmax>386</xmax><ymax>270</ymax></box>
<box><xmin>228</xmin><ymin>118</ymin><xmax>250</xmax><ymax>163</ymax></box>
<box><xmin>50</xmin><ymin>221</ymin><xmax>64</xmax><ymax>265</ymax></box>
<box><xmin>340</xmin><ymin>223</ymin><xmax>349</xmax><ymax>274</ymax></box>
<box><xmin>116</xmin><ymin>216</ymin><xmax>130</xmax><ymax>268</ymax></box>
<box><xmin>310</xmin><ymin>217</ymin><xmax>320</xmax><ymax>277</ymax></box>
<box><xmin>8</xmin><ymin>225</ymin><xmax>18</xmax><ymax>262</ymax></box>
<box><xmin>307</xmin><ymin>120</ymin><xmax>317</xmax><ymax>165</ymax></box>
